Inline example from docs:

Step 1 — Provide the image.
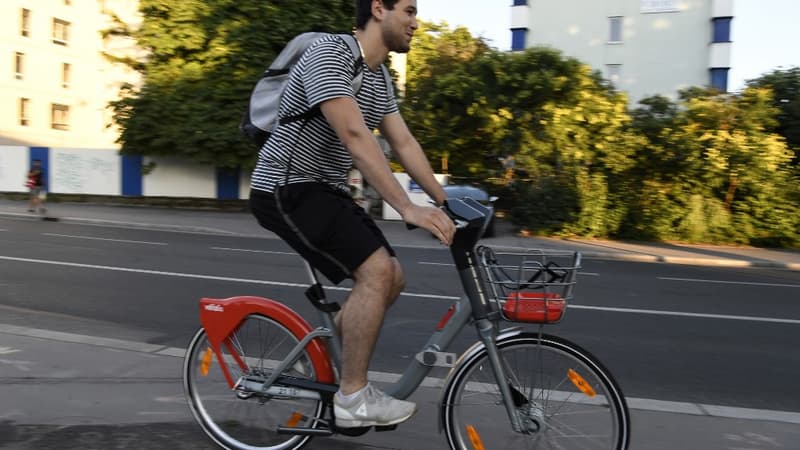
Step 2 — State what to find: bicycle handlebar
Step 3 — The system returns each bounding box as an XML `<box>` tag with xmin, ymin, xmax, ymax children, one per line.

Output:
<box><xmin>404</xmin><ymin>198</ymin><xmax>490</xmax><ymax>233</ymax></box>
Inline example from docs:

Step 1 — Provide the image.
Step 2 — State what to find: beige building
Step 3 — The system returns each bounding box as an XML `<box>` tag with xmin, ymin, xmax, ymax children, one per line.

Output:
<box><xmin>510</xmin><ymin>0</ymin><xmax>734</xmax><ymax>103</ymax></box>
<box><xmin>0</xmin><ymin>0</ymin><xmax>141</xmax><ymax>148</ymax></box>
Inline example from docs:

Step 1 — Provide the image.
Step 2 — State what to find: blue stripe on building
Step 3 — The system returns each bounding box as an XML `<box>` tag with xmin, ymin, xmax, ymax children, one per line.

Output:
<box><xmin>216</xmin><ymin>167</ymin><xmax>240</xmax><ymax>200</ymax></box>
<box><xmin>121</xmin><ymin>154</ymin><xmax>143</xmax><ymax>196</ymax></box>
<box><xmin>29</xmin><ymin>147</ymin><xmax>49</xmax><ymax>190</ymax></box>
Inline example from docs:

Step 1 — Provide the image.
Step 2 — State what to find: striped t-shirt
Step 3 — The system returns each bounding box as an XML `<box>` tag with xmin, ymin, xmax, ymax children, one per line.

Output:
<box><xmin>250</xmin><ymin>35</ymin><xmax>398</xmax><ymax>194</ymax></box>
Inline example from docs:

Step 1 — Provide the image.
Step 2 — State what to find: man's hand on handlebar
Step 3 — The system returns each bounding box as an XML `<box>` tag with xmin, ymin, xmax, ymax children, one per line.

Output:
<box><xmin>402</xmin><ymin>204</ymin><xmax>456</xmax><ymax>246</ymax></box>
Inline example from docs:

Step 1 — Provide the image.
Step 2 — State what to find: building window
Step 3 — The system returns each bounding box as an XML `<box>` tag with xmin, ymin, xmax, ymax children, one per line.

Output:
<box><xmin>19</xmin><ymin>98</ymin><xmax>30</xmax><ymax>126</ymax></box>
<box><xmin>21</xmin><ymin>8</ymin><xmax>31</xmax><ymax>37</ymax></box>
<box><xmin>52</xmin><ymin>18</ymin><xmax>70</xmax><ymax>45</ymax></box>
<box><xmin>606</xmin><ymin>64</ymin><xmax>622</xmax><ymax>85</ymax></box>
<box><xmin>62</xmin><ymin>63</ymin><xmax>71</xmax><ymax>88</ymax></box>
<box><xmin>15</xmin><ymin>52</ymin><xmax>25</xmax><ymax>80</ymax></box>
<box><xmin>511</xmin><ymin>28</ymin><xmax>527</xmax><ymax>51</ymax></box>
<box><xmin>609</xmin><ymin>16</ymin><xmax>623</xmax><ymax>43</ymax></box>
<box><xmin>712</xmin><ymin>17</ymin><xmax>732</xmax><ymax>43</ymax></box>
<box><xmin>51</xmin><ymin>103</ymin><xmax>70</xmax><ymax>130</ymax></box>
<box><xmin>710</xmin><ymin>68</ymin><xmax>729</xmax><ymax>91</ymax></box>
<box><xmin>513</xmin><ymin>0</ymin><xmax>528</xmax><ymax>5</ymax></box>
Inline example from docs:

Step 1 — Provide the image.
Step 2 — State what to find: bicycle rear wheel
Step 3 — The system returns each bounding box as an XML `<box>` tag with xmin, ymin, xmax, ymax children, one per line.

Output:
<box><xmin>442</xmin><ymin>332</ymin><xmax>630</xmax><ymax>450</ymax></box>
<box><xmin>184</xmin><ymin>314</ymin><xmax>325</xmax><ymax>450</ymax></box>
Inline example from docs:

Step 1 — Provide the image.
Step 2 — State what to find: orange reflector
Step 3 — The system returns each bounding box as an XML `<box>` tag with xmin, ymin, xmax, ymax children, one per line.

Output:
<box><xmin>466</xmin><ymin>425</ymin><xmax>486</xmax><ymax>450</ymax></box>
<box><xmin>287</xmin><ymin>412</ymin><xmax>305</xmax><ymax>428</ymax></box>
<box><xmin>200</xmin><ymin>347</ymin><xmax>213</xmax><ymax>376</ymax></box>
<box><xmin>568</xmin><ymin>368</ymin><xmax>596</xmax><ymax>397</ymax></box>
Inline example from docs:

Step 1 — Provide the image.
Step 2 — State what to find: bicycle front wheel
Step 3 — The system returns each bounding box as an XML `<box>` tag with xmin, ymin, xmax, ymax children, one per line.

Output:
<box><xmin>442</xmin><ymin>332</ymin><xmax>630</xmax><ymax>450</ymax></box>
<box><xmin>184</xmin><ymin>314</ymin><xmax>325</xmax><ymax>450</ymax></box>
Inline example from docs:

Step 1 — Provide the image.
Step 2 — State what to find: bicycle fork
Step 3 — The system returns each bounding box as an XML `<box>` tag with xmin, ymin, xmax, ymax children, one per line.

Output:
<box><xmin>474</xmin><ymin>319</ymin><xmax>527</xmax><ymax>433</ymax></box>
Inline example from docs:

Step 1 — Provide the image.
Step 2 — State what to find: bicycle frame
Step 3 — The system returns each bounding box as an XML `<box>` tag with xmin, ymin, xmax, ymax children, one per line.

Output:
<box><xmin>199</xmin><ymin>198</ymin><xmax>527</xmax><ymax>432</ymax></box>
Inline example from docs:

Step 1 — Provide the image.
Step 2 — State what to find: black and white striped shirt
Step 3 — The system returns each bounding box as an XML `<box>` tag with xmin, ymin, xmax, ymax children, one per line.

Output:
<box><xmin>250</xmin><ymin>35</ymin><xmax>398</xmax><ymax>194</ymax></box>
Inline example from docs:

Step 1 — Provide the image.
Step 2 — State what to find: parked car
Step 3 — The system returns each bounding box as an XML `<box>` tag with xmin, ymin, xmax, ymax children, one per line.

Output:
<box><xmin>442</xmin><ymin>184</ymin><xmax>498</xmax><ymax>237</ymax></box>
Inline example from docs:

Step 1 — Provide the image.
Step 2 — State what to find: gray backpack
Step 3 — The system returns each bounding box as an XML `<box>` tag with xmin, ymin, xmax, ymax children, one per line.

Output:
<box><xmin>240</xmin><ymin>32</ymin><xmax>392</xmax><ymax>148</ymax></box>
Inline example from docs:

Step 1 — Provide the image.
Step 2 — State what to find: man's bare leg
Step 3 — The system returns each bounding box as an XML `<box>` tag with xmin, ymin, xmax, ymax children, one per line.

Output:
<box><xmin>334</xmin><ymin>256</ymin><xmax>403</xmax><ymax>338</ymax></box>
<box><xmin>337</xmin><ymin>248</ymin><xmax>404</xmax><ymax>394</ymax></box>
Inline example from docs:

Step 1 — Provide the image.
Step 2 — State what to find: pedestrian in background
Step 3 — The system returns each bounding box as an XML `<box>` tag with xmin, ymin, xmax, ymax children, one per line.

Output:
<box><xmin>25</xmin><ymin>159</ymin><xmax>46</xmax><ymax>214</ymax></box>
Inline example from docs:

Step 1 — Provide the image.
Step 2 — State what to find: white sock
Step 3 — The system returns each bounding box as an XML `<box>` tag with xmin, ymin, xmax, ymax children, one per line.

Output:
<box><xmin>336</xmin><ymin>383</ymin><xmax>369</xmax><ymax>404</ymax></box>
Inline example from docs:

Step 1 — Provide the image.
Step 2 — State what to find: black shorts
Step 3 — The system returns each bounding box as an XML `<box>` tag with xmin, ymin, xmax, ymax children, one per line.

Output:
<box><xmin>250</xmin><ymin>183</ymin><xmax>395</xmax><ymax>284</ymax></box>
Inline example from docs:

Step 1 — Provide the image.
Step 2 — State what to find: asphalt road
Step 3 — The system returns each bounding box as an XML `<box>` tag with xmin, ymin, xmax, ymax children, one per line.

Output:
<box><xmin>1</xmin><ymin>214</ymin><xmax>799</xmax><ymax>416</ymax></box>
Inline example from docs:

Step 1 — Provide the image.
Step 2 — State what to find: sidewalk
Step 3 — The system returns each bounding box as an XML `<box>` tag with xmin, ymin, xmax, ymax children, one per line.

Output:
<box><xmin>1</xmin><ymin>199</ymin><xmax>798</xmax><ymax>270</ymax></box>
<box><xmin>1</xmin><ymin>324</ymin><xmax>799</xmax><ymax>449</ymax></box>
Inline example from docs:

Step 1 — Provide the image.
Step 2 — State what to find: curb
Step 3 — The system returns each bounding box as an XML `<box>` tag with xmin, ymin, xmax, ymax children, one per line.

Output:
<box><xmin>579</xmin><ymin>251</ymin><xmax>800</xmax><ymax>271</ymax></box>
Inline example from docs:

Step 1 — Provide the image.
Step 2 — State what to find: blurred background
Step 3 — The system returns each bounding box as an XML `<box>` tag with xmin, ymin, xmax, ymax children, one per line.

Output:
<box><xmin>1</xmin><ymin>0</ymin><xmax>798</xmax><ymax>247</ymax></box>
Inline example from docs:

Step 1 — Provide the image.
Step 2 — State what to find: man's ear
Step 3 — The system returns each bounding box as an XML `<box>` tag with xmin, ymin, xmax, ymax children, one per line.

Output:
<box><xmin>372</xmin><ymin>0</ymin><xmax>385</xmax><ymax>20</ymax></box>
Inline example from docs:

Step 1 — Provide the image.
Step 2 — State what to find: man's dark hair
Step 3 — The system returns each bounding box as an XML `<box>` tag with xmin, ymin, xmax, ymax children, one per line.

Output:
<box><xmin>356</xmin><ymin>0</ymin><xmax>400</xmax><ymax>30</ymax></box>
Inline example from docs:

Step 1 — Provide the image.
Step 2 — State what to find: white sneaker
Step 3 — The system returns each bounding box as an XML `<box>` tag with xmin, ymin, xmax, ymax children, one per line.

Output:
<box><xmin>334</xmin><ymin>383</ymin><xmax>417</xmax><ymax>428</ymax></box>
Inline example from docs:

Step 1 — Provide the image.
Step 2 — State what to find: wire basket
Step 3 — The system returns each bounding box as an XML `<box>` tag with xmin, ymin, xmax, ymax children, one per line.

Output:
<box><xmin>477</xmin><ymin>245</ymin><xmax>581</xmax><ymax>324</ymax></box>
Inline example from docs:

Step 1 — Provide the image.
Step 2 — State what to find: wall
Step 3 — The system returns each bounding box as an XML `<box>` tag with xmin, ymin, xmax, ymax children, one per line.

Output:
<box><xmin>0</xmin><ymin>146</ymin><xmax>28</xmax><ymax>192</ymax></box>
<box><xmin>0</xmin><ymin>146</ymin><xmax>250</xmax><ymax>200</ymax></box>
<box><xmin>522</xmin><ymin>0</ymin><xmax>715</xmax><ymax>103</ymax></box>
<box><xmin>2</xmin><ymin>146</ymin><xmax>446</xmax><ymax>220</ymax></box>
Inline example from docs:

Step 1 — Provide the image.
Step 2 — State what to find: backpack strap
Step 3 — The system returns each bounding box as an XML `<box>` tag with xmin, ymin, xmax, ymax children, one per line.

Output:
<box><xmin>336</xmin><ymin>34</ymin><xmax>364</xmax><ymax>84</ymax></box>
<box><xmin>278</xmin><ymin>34</ymin><xmax>364</xmax><ymax>127</ymax></box>
<box><xmin>380</xmin><ymin>64</ymin><xmax>394</xmax><ymax>99</ymax></box>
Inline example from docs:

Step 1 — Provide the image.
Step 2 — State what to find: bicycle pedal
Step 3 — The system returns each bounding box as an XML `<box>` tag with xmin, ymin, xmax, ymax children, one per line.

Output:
<box><xmin>334</xmin><ymin>425</ymin><xmax>371</xmax><ymax>437</ymax></box>
<box><xmin>375</xmin><ymin>425</ymin><xmax>398</xmax><ymax>432</ymax></box>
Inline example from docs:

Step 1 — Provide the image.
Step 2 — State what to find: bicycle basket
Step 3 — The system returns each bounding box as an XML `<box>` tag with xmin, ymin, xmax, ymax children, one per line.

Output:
<box><xmin>477</xmin><ymin>245</ymin><xmax>581</xmax><ymax>324</ymax></box>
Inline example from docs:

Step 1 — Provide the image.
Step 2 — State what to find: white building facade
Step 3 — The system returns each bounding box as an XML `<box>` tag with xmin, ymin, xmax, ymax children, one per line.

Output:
<box><xmin>0</xmin><ymin>0</ymin><xmax>141</xmax><ymax>148</ymax></box>
<box><xmin>510</xmin><ymin>0</ymin><xmax>734</xmax><ymax>103</ymax></box>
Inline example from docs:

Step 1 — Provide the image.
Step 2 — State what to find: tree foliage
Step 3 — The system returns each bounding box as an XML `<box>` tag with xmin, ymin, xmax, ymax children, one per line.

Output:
<box><xmin>108</xmin><ymin>0</ymin><xmax>355</xmax><ymax>168</ymax></box>
<box><xmin>401</xmin><ymin>22</ymin><xmax>496</xmax><ymax>176</ymax></box>
<box><xmin>403</xmin><ymin>24</ymin><xmax>639</xmax><ymax>236</ymax></box>
<box><xmin>746</xmin><ymin>67</ymin><xmax>800</xmax><ymax>156</ymax></box>
<box><xmin>625</xmin><ymin>88</ymin><xmax>798</xmax><ymax>245</ymax></box>
<box><xmin>110</xmin><ymin>9</ymin><xmax>799</xmax><ymax>246</ymax></box>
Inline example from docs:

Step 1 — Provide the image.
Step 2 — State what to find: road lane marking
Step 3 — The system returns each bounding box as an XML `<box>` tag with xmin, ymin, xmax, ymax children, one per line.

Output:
<box><xmin>211</xmin><ymin>247</ymin><xmax>296</xmax><ymax>256</ymax></box>
<box><xmin>659</xmin><ymin>277</ymin><xmax>800</xmax><ymax>289</ymax></box>
<box><xmin>0</xmin><ymin>255</ymin><xmax>796</xmax><ymax>324</ymax></box>
<box><xmin>42</xmin><ymin>233</ymin><xmax>167</xmax><ymax>246</ymax></box>
<box><xmin>419</xmin><ymin>261</ymin><xmax>600</xmax><ymax>276</ymax></box>
<box><xmin>2</xmin><ymin>323</ymin><xmax>800</xmax><ymax>425</ymax></box>
<box><xmin>568</xmin><ymin>305</ymin><xmax>800</xmax><ymax>325</ymax></box>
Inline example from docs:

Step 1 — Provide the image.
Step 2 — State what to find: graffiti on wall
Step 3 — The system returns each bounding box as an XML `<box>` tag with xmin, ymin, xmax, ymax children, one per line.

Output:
<box><xmin>51</xmin><ymin>148</ymin><xmax>121</xmax><ymax>195</ymax></box>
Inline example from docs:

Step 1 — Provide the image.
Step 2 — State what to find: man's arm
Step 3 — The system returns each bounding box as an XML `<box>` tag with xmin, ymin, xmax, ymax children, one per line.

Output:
<box><xmin>379</xmin><ymin>112</ymin><xmax>447</xmax><ymax>206</ymax></box>
<box><xmin>319</xmin><ymin>97</ymin><xmax>454</xmax><ymax>244</ymax></box>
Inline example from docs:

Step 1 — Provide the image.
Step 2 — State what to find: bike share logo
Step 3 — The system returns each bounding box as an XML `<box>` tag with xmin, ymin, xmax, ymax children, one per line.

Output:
<box><xmin>204</xmin><ymin>304</ymin><xmax>225</xmax><ymax>312</ymax></box>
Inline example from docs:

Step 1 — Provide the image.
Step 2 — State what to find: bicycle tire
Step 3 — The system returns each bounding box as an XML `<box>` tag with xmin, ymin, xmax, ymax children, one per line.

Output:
<box><xmin>441</xmin><ymin>332</ymin><xmax>630</xmax><ymax>450</ymax></box>
<box><xmin>184</xmin><ymin>314</ymin><xmax>326</xmax><ymax>450</ymax></box>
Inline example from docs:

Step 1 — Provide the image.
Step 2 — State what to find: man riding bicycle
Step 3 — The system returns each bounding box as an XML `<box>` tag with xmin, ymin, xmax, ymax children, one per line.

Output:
<box><xmin>249</xmin><ymin>0</ymin><xmax>455</xmax><ymax>429</ymax></box>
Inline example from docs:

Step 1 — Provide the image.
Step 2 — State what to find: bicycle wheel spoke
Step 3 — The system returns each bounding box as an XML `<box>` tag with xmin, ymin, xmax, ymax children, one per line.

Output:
<box><xmin>184</xmin><ymin>314</ymin><xmax>325</xmax><ymax>450</ymax></box>
<box><xmin>443</xmin><ymin>334</ymin><xmax>629</xmax><ymax>450</ymax></box>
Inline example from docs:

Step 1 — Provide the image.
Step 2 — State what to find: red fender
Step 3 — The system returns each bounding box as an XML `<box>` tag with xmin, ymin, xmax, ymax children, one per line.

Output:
<box><xmin>199</xmin><ymin>296</ymin><xmax>335</xmax><ymax>387</ymax></box>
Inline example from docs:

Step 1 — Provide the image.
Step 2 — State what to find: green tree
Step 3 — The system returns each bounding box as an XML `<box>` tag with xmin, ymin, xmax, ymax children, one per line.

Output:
<box><xmin>403</xmin><ymin>28</ymin><xmax>640</xmax><ymax>236</ymax></box>
<box><xmin>627</xmin><ymin>87</ymin><xmax>798</xmax><ymax>245</ymax></box>
<box><xmin>401</xmin><ymin>21</ymin><xmax>497</xmax><ymax>176</ymax></box>
<box><xmin>496</xmin><ymin>49</ymin><xmax>640</xmax><ymax>236</ymax></box>
<box><xmin>746</xmin><ymin>67</ymin><xmax>800</xmax><ymax>158</ymax></box>
<box><xmin>108</xmin><ymin>0</ymin><xmax>355</xmax><ymax>169</ymax></box>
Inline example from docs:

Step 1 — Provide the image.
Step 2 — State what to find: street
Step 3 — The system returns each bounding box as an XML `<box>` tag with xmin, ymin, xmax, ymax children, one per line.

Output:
<box><xmin>1</xmin><ymin>212</ymin><xmax>800</xmax><ymax>449</ymax></box>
